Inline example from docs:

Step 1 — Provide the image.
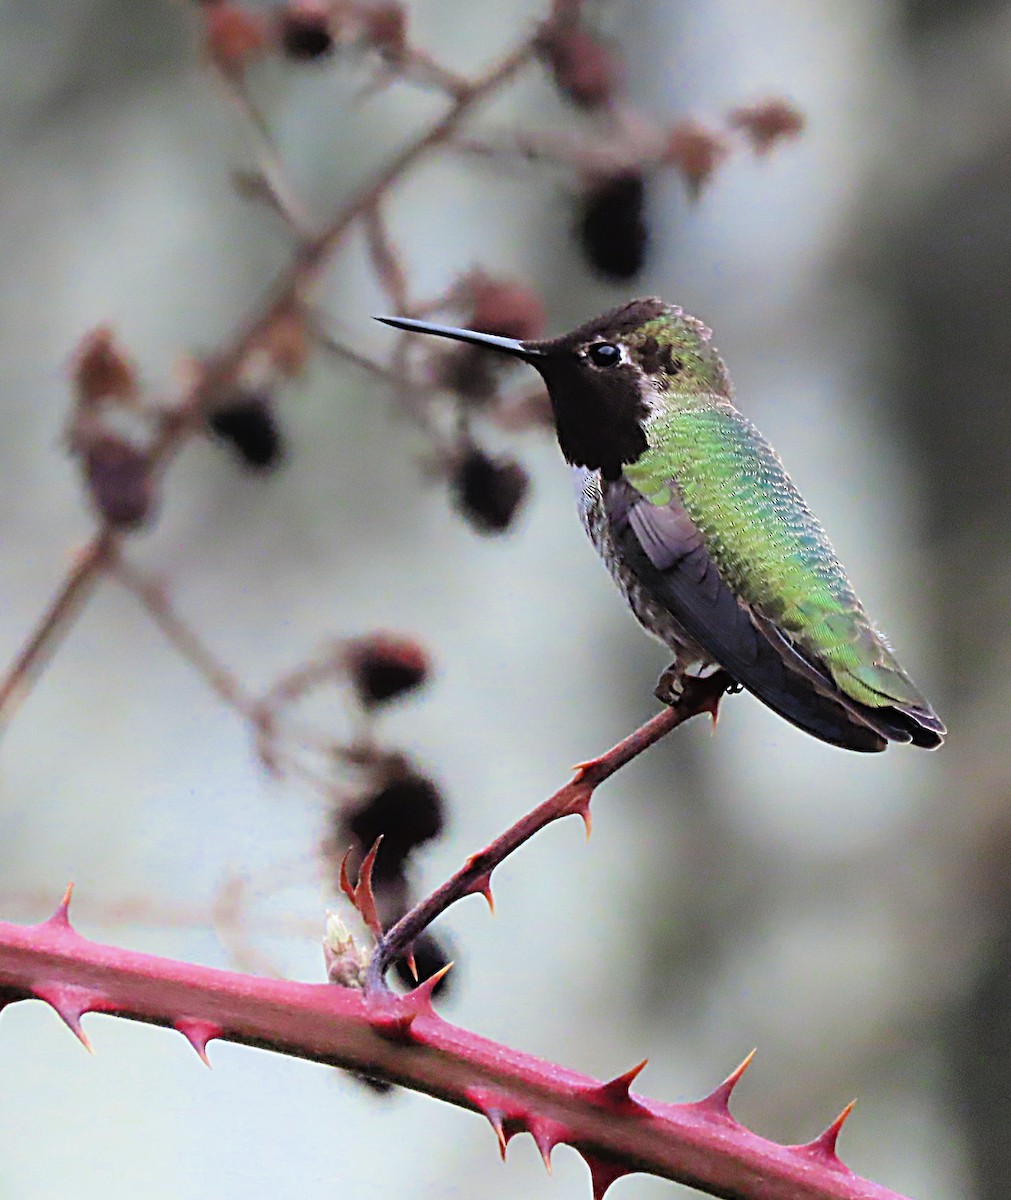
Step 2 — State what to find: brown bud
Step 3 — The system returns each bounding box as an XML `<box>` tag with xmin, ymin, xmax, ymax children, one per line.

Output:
<box><xmin>467</xmin><ymin>275</ymin><xmax>546</xmax><ymax>342</ymax></box>
<box><xmin>537</xmin><ymin>20</ymin><xmax>622</xmax><ymax>110</ymax></box>
<box><xmin>277</xmin><ymin>1</ymin><xmax>335</xmax><ymax>61</ymax></box>
<box><xmin>72</xmin><ymin>327</ymin><xmax>138</xmax><ymax>406</ymax></box>
<box><xmin>204</xmin><ymin>4</ymin><xmax>271</xmax><ymax>77</ymax></box>
<box><xmin>346</xmin><ymin>634</ymin><xmax>430</xmax><ymax>708</ymax></box>
<box><xmin>454</xmin><ymin>447</ymin><xmax>529</xmax><ymax>534</ymax></box>
<box><xmin>82</xmin><ymin>435</ymin><xmax>155</xmax><ymax>529</ymax></box>
<box><xmin>728</xmin><ymin>97</ymin><xmax>805</xmax><ymax>155</ymax></box>
<box><xmin>360</xmin><ymin>4</ymin><xmax>408</xmax><ymax>61</ymax></box>
<box><xmin>662</xmin><ymin>119</ymin><xmax>730</xmax><ymax>196</ymax></box>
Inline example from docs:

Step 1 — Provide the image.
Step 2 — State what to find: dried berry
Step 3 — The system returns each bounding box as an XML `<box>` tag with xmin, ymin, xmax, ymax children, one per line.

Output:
<box><xmin>537</xmin><ymin>20</ymin><xmax>622</xmax><ymax>110</ymax></box>
<box><xmin>360</xmin><ymin>4</ymin><xmax>408</xmax><ymax>62</ymax></box>
<box><xmin>207</xmin><ymin>391</ymin><xmax>285</xmax><ymax>470</ymax></box>
<box><xmin>347</xmin><ymin>771</ymin><xmax>445</xmax><ymax>878</ymax></box>
<box><xmin>83</xmin><ymin>435</ymin><xmax>154</xmax><ymax>529</ymax></box>
<box><xmin>454</xmin><ymin>448</ymin><xmax>529</xmax><ymax>534</ymax></box>
<box><xmin>663</xmin><ymin>119</ymin><xmax>730</xmax><ymax>196</ymax></box>
<box><xmin>278</xmin><ymin>3</ymin><xmax>335</xmax><ymax>60</ymax></box>
<box><xmin>72</xmin><ymin>327</ymin><xmax>138</xmax><ymax>406</ymax></box>
<box><xmin>205</xmin><ymin>4</ymin><xmax>271</xmax><ymax>77</ymax></box>
<box><xmin>435</xmin><ymin>345</ymin><xmax>500</xmax><ymax>403</ymax></box>
<box><xmin>347</xmin><ymin>634</ymin><xmax>430</xmax><ymax>708</ymax></box>
<box><xmin>468</xmin><ymin>276</ymin><xmax>546</xmax><ymax>342</ymax></box>
<box><xmin>577</xmin><ymin>172</ymin><xmax>647</xmax><ymax>280</ymax></box>
<box><xmin>394</xmin><ymin>932</ymin><xmax>453</xmax><ymax>997</ymax></box>
<box><xmin>728</xmin><ymin>97</ymin><xmax>805</xmax><ymax>155</ymax></box>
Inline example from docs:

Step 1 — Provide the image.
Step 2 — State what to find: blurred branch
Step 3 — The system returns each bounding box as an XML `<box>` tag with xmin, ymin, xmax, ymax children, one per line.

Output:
<box><xmin>0</xmin><ymin>892</ymin><xmax>908</xmax><ymax>1200</ymax></box>
<box><xmin>0</xmin><ymin>27</ymin><xmax>540</xmax><ymax>728</ymax></box>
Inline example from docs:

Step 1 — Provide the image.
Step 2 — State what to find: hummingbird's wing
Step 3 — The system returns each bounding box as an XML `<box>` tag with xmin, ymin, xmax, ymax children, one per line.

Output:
<box><xmin>609</xmin><ymin>479</ymin><xmax>942</xmax><ymax>750</ymax></box>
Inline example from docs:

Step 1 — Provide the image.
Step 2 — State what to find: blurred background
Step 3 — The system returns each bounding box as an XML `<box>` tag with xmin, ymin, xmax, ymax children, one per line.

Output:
<box><xmin>1</xmin><ymin>1</ymin><xmax>1009</xmax><ymax>1197</ymax></box>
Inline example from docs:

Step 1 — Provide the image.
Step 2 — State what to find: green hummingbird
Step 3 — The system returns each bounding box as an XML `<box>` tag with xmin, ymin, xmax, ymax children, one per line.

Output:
<box><xmin>377</xmin><ymin>298</ymin><xmax>945</xmax><ymax>751</ymax></box>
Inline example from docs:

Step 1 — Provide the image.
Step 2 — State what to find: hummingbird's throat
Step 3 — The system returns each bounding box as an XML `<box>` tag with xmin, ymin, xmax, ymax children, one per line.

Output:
<box><xmin>545</xmin><ymin>362</ymin><xmax>651</xmax><ymax>480</ymax></box>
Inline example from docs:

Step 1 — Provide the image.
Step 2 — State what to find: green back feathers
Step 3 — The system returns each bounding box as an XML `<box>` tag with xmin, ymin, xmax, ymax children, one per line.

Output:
<box><xmin>624</xmin><ymin>399</ymin><xmax>929</xmax><ymax>712</ymax></box>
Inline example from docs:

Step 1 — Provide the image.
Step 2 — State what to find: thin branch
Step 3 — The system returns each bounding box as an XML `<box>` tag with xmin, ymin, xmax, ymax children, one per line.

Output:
<box><xmin>362</xmin><ymin>199</ymin><xmax>412</xmax><ymax>315</ymax></box>
<box><xmin>367</xmin><ymin>673</ymin><xmax>731</xmax><ymax>989</ymax></box>
<box><xmin>111</xmin><ymin>550</ymin><xmax>260</xmax><ymax>724</ymax></box>
<box><xmin>0</xmin><ymin>895</ymin><xmax>911</xmax><ymax>1200</ymax></box>
<box><xmin>0</xmin><ymin>31</ymin><xmax>540</xmax><ymax>727</ymax></box>
<box><xmin>0</xmin><ymin>532</ymin><xmax>115</xmax><ymax>730</ymax></box>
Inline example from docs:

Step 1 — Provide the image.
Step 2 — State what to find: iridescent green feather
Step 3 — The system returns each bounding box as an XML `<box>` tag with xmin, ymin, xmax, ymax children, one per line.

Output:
<box><xmin>623</xmin><ymin>397</ymin><xmax>930</xmax><ymax>712</ymax></box>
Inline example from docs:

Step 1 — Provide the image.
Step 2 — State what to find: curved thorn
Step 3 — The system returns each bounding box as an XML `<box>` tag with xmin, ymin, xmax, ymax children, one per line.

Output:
<box><xmin>489</xmin><ymin>1110</ymin><xmax>508</xmax><ymax>1159</ymax></box>
<box><xmin>802</xmin><ymin>1099</ymin><xmax>857</xmax><ymax>1160</ymax></box>
<box><xmin>528</xmin><ymin>1116</ymin><xmax>567</xmax><ymax>1174</ymax></box>
<box><xmin>595</xmin><ymin>1058</ymin><xmax>648</xmax><ymax>1106</ymax></box>
<box><xmin>175</xmin><ymin>1018</ymin><xmax>222</xmax><ymax>1067</ymax></box>
<box><xmin>583</xmin><ymin>1152</ymin><xmax>631</xmax><ymax>1200</ymax></box>
<box><xmin>34</xmin><ymin>984</ymin><xmax>96</xmax><ymax>1053</ymax></box>
<box><xmin>696</xmin><ymin>1048</ymin><xmax>756</xmax><ymax>1114</ymax></box>
<box><xmin>467</xmin><ymin>872</ymin><xmax>495</xmax><ymax>915</ymax></box>
<box><xmin>409</xmin><ymin>961</ymin><xmax>454</xmax><ymax>1006</ymax></box>
<box><xmin>47</xmin><ymin>882</ymin><xmax>76</xmax><ymax>930</ymax></box>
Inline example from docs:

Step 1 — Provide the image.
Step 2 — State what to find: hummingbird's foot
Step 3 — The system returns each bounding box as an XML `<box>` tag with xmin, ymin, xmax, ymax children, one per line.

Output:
<box><xmin>653</xmin><ymin>663</ymin><xmax>684</xmax><ymax>707</ymax></box>
<box><xmin>655</xmin><ymin>668</ymin><xmax>736</xmax><ymax>730</ymax></box>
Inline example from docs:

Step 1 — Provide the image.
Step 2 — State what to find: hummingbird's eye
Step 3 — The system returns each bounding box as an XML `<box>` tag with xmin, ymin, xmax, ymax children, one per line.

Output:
<box><xmin>587</xmin><ymin>342</ymin><xmax>621</xmax><ymax>368</ymax></box>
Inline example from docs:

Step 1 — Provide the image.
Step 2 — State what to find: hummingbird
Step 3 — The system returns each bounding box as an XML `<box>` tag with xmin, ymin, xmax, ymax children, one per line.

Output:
<box><xmin>377</xmin><ymin>298</ymin><xmax>945</xmax><ymax>751</ymax></box>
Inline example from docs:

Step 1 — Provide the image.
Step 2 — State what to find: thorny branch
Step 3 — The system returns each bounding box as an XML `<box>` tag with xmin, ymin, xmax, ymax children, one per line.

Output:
<box><xmin>0</xmin><ymin>6</ymin><xmax>845</xmax><ymax>1198</ymax></box>
<box><xmin>366</xmin><ymin>673</ymin><xmax>733</xmax><ymax>990</ymax></box>
<box><xmin>0</xmin><ymin>891</ymin><xmax>910</xmax><ymax>1200</ymax></box>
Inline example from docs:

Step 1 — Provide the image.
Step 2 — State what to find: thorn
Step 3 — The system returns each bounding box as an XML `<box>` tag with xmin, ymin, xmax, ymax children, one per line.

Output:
<box><xmin>489</xmin><ymin>1108</ymin><xmax>508</xmax><ymax>1159</ymax></box>
<box><xmin>175</xmin><ymin>1018</ymin><xmax>222</xmax><ymax>1067</ymax></box>
<box><xmin>34</xmin><ymin>984</ymin><xmax>105</xmax><ymax>1053</ymax></box>
<box><xmin>405</xmin><ymin>949</ymin><xmax>418</xmax><ymax>982</ymax></box>
<box><xmin>571</xmin><ymin>756</ymin><xmax>601</xmax><ymax>778</ymax></box>
<box><xmin>695</xmin><ymin>1049</ymin><xmax>756</xmax><ymax>1115</ymax></box>
<box><xmin>563</xmin><ymin>786</ymin><xmax>593</xmax><ymax>840</ymax></box>
<box><xmin>582</xmin><ymin>1152</ymin><xmax>632</xmax><ymax>1200</ymax></box>
<box><xmin>466</xmin><ymin>1087</ymin><xmax>518</xmax><ymax>1161</ymax></box>
<box><xmin>466</xmin><ymin>872</ymin><xmax>496</xmax><ymax>915</ymax></box>
<box><xmin>592</xmin><ymin>1059</ymin><xmax>649</xmax><ymax>1109</ymax></box>
<box><xmin>49</xmin><ymin>882</ymin><xmax>75</xmax><ymax>928</ymax></box>
<box><xmin>528</xmin><ymin>1116</ymin><xmax>567</xmax><ymax>1174</ymax></box>
<box><xmin>408</xmin><ymin>961</ymin><xmax>454</xmax><ymax>1009</ymax></box>
<box><xmin>798</xmin><ymin>1100</ymin><xmax>857</xmax><ymax>1161</ymax></box>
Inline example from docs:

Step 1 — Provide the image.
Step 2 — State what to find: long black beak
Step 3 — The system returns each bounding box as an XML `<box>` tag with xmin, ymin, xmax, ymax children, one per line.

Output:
<box><xmin>375</xmin><ymin>315</ymin><xmax>543</xmax><ymax>362</ymax></box>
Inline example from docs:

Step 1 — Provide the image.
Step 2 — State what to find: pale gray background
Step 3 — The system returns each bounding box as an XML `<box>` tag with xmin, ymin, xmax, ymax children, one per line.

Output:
<box><xmin>1</xmin><ymin>2</ymin><xmax>1009</xmax><ymax>1198</ymax></box>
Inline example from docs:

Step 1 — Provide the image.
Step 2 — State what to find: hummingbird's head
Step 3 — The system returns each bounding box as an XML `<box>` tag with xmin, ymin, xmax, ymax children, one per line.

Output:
<box><xmin>377</xmin><ymin>297</ymin><xmax>730</xmax><ymax>481</ymax></box>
